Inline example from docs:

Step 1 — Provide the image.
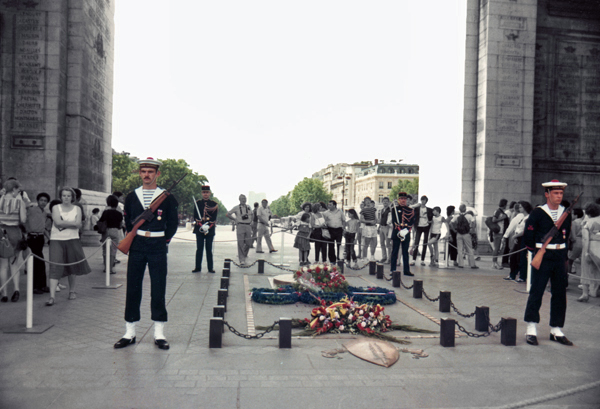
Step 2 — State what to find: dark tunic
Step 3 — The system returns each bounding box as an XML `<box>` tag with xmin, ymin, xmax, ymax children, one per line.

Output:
<box><xmin>523</xmin><ymin>205</ymin><xmax>571</xmax><ymax>328</ymax></box>
<box><xmin>123</xmin><ymin>188</ymin><xmax>178</xmax><ymax>323</ymax></box>
<box><xmin>390</xmin><ymin>204</ymin><xmax>416</xmax><ymax>274</ymax></box>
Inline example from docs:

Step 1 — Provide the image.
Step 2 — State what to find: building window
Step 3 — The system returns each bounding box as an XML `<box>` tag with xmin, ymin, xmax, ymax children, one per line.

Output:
<box><xmin>378</xmin><ymin>194</ymin><xmax>383</xmax><ymax>203</ymax></box>
<box><xmin>379</xmin><ymin>182</ymin><xmax>384</xmax><ymax>189</ymax></box>
<box><xmin>388</xmin><ymin>181</ymin><xmax>392</xmax><ymax>189</ymax></box>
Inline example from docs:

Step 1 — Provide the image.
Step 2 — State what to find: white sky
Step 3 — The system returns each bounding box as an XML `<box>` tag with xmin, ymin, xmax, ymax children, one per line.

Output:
<box><xmin>112</xmin><ymin>1</ymin><xmax>467</xmax><ymax>210</ymax></box>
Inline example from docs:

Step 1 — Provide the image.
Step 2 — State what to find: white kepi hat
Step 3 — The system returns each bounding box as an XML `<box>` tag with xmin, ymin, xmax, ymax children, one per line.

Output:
<box><xmin>542</xmin><ymin>179</ymin><xmax>567</xmax><ymax>191</ymax></box>
<box><xmin>137</xmin><ymin>157</ymin><xmax>162</xmax><ymax>170</ymax></box>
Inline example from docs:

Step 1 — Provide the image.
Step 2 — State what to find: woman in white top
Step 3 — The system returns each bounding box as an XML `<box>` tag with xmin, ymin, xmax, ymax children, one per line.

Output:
<box><xmin>46</xmin><ymin>188</ymin><xmax>91</xmax><ymax>306</ymax></box>
<box><xmin>0</xmin><ymin>179</ymin><xmax>27</xmax><ymax>303</ymax></box>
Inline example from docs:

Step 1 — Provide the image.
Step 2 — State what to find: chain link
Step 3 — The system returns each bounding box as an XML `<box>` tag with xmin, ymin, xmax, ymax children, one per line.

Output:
<box><xmin>344</xmin><ymin>262</ymin><xmax>369</xmax><ymax>271</ymax></box>
<box><xmin>450</xmin><ymin>301</ymin><xmax>477</xmax><ymax>318</ymax></box>
<box><xmin>453</xmin><ymin>309</ymin><xmax>502</xmax><ymax>338</ymax></box>
<box><xmin>224</xmin><ymin>320</ymin><xmax>280</xmax><ymax>339</ymax></box>
<box><xmin>230</xmin><ymin>260</ymin><xmax>258</xmax><ymax>269</ymax></box>
<box><xmin>421</xmin><ymin>288</ymin><xmax>439</xmax><ymax>302</ymax></box>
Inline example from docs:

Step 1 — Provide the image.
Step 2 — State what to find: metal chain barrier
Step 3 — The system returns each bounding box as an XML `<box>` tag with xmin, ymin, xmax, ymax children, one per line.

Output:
<box><xmin>229</xmin><ymin>259</ymin><xmax>258</xmax><ymax>269</ymax></box>
<box><xmin>399</xmin><ymin>275</ymin><xmax>414</xmax><ymax>290</ymax></box>
<box><xmin>454</xmin><ymin>309</ymin><xmax>502</xmax><ymax>338</ymax></box>
<box><xmin>421</xmin><ymin>288</ymin><xmax>439</xmax><ymax>302</ymax></box>
<box><xmin>224</xmin><ymin>320</ymin><xmax>279</xmax><ymax>339</ymax></box>
<box><xmin>450</xmin><ymin>301</ymin><xmax>477</xmax><ymax>318</ymax></box>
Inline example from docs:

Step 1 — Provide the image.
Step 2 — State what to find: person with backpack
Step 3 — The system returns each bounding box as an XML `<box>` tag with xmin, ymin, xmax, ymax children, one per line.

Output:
<box><xmin>452</xmin><ymin>204</ymin><xmax>479</xmax><ymax>269</ymax></box>
<box><xmin>491</xmin><ymin>198</ymin><xmax>509</xmax><ymax>269</ymax></box>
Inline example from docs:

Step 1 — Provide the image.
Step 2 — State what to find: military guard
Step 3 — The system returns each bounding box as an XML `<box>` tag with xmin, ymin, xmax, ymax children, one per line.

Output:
<box><xmin>390</xmin><ymin>192</ymin><xmax>416</xmax><ymax>276</ymax></box>
<box><xmin>192</xmin><ymin>185</ymin><xmax>218</xmax><ymax>273</ymax></box>
<box><xmin>114</xmin><ymin>158</ymin><xmax>179</xmax><ymax>350</ymax></box>
<box><xmin>523</xmin><ymin>179</ymin><xmax>572</xmax><ymax>346</ymax></box>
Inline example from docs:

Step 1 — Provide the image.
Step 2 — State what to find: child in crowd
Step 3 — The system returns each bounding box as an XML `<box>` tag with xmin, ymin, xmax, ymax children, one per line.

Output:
<box><xmin>427</xmin><ymin>206</ymin><xmax>449</xmax><ymax>267</ymax></box>
<box><xmin>294</xmin><ymin>213</ymin><xmax>312</xmax><ymax>266</ymax></box>
<box><xmin>360</xmin><ymin>198</ymin><xmax>378</xmax><ymax>261</ymax></box>
<box><xmin>90</xmin><ymin>208</ymin><xmax>100</xmax><ymax>231</ymax></box>
<box><xmin>344</xmin><ymin>209</ymin><xmax>359</xmax><ymax>267</ymax></box>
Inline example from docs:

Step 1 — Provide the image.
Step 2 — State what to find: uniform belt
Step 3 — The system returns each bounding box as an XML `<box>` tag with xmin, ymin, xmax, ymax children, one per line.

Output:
<box><xmin>536</xmin><ymin>243</ymin><xmax>566</xmax><ymax>250</ymax></box>
<box><xmin>27</xmin><ymin>232</ymin><xmax>44</xmax><ymax>236</ymax></box>
<box><xmin>137</xmin><ymin>230</ymin><xmax>165</xmax><ymax>238</ymax></box>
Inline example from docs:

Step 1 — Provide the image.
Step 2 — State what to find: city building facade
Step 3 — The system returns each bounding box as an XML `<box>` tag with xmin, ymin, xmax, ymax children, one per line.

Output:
<box><xmin>312</xmin><ymin>159</ymin><xmax>419</xmax><ymax>210</ymax></box>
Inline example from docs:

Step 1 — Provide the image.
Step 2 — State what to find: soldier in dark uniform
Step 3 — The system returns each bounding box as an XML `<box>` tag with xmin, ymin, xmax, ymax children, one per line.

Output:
<box><xmin>192</xmin><ymin>185</ymin><xmax>218</xmax><ymax>273</ymax></box>
<box><xmin>523</xmin><ymin>180</ymin><xmax>572</xmax><ymax>346</ymax></box>
<box><xmin>390</xmin><ymin>192</ymin><xmax>416</xmax><ymax>276</ymax></box>
<box><xmin>114</xmin><ymin>158</ymin><xmax>179</xmax><ymax>350</ymax></box>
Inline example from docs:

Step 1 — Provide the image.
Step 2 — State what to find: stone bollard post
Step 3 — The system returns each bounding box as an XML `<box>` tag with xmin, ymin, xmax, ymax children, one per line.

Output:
<box><xmin>220</xmin><ymin>277</ymin><xmax>229</xmax><ymax>290</ymax></box>
<box><xmin>376</xmin><ymin>263</ymin><xmax>384</xmax><ymax>279</ymax></box>
<box><xmin>337</xmin><ymin>260</ymin><xmax>344</xmax><ymax>274</ymax></box>
<box><xmin>413</xmin><ymin>280</ymin><xmax>423</xmax><ymax>298</ymax></box>
<box><xmin>369</xmin><ymin>261</ymin><xmax>376</xmax><ymax>275</ymax></box>
<box><xmin>439</xmin><ymin>291</ymin><xmax>451</xmax><ymax>313</ymax></box>
<box><xmin>392</xmin><ymin>271</ymin><xmax>401</xmax><ymax>288</ymax></box>
<box><xmin>258</xmin><ymin>259</ymin><xmax>265</xmax><ymax>274</ymax></box>
<box><xmin>218</xmin><ymin>289</ymin><xmax>228</xmax><ymax>312</ymax></box>
<box><xmin>209</xmin><ymin>317</ymin><xmax>223</xmax><ymax>348</ymax></box>
<box><xmin>224</xmin><ymin>259</ymin><xmax>231</xmax><ymax>270</ymax></box>
<box><xmin>440</xmin><ymin>318</ymin><xmax>455</xmax><ymax>347</ymax></box>
<box><xmin>501</xmin><ymin>317</ymin><xmax>517</xmax><ymax>346</ymax></box>
<box><xmin>475</xmin><ymin>306</ymin><xmax>490</xmax><ymax>332</ymax></box>
<box><xmin>222</xmin><ymin>268</ymin><xmax>230</xmax><ymax>277</ymax></box>
<box><xmin>279</xmin><ymin>318</ymin><xmax>292</xmax><ymax>349</ymax></box>
<box><xmin>214</xmin><ymin>305</ymin><xmax>225</xmax><ymax>333</ymax></box>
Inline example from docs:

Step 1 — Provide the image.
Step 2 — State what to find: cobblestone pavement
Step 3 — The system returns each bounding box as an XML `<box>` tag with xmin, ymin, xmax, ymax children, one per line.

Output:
<box><xmin>0</xmin><ymin>226</ymin><xmax>599</xmax><ymax>408</ymax></box>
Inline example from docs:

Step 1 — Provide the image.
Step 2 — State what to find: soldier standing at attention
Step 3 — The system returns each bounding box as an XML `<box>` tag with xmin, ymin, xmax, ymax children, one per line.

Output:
<box><xmin>114</xmin><ymin>158</ymin><xmax>179</xmax><ymax>350</ymax></box>
<box><xmin>192</xmin><ymin>185</ymin><xmax>218</xmax><ymax>273</ymax></box>
<box><xmin>390</xmin><ymin>192</ymin><xmax>416</xmax><ymax>276</ymax></box>
<box><xmin>523</xmin><ymin>180</ymin><xmax>572</xmax><ymax>346</ymax></box>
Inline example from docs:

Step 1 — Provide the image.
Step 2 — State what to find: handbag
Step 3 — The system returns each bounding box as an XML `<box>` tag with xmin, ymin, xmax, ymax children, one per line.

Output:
<box><xmin>485</xmin><ymin>216</ymin><xmax>500</xmax><ymax>234</ymax></box>
<box><xmin>96</xmin><ymin>220</ymin><xmax>108</xmax><ymax>235</ymax></box>
<box><xmin>0</xmin><ymin>229</ymin><xmax>15</xmax><ymax>259</ymax></box>
<box><xmin>321</xmin><ymin>228</ymin><xmax>331</xmax><ymax>239</ymax></box>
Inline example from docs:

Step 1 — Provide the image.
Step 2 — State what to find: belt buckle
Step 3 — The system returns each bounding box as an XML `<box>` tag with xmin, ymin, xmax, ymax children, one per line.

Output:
<box><xmin>144</xmin><ymin>231</ymin><xmax>151</xmax><ymax>237</ymax></box>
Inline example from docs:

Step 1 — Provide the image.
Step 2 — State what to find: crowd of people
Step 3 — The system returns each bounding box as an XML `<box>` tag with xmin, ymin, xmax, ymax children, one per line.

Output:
<box><xmin>0</xmin><ymin>176</ymin><xmax>127</xmax><ymax>307</ymax></box>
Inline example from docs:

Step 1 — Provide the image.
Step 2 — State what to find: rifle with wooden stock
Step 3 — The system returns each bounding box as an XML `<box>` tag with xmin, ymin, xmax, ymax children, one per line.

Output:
<box><xmin>530</xmin><ymin>192</ymin><xmax>582</xmax><ymax>270</ymax></box>
<box><xmin>117</xmin><ymin>173</ymin><xmax>188</xmax><ymax>255</ymax></box>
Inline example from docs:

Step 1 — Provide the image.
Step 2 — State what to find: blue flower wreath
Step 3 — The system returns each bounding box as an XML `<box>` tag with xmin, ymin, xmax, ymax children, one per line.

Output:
<box><xmin>251</xmin><ymin>286</ymin><xmax>396</xmax><ymax>305</ymax></box>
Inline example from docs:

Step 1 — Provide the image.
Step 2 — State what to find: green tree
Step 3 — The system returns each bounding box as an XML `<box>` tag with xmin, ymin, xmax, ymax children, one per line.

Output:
<box><xmin>111</xmin><ymin>154</ymin><xmax>139</xmax><ymax>194</ymax></box>
<box><xmin>390</xmin><ymin>177</ymin><xmax>419</xmax><ymax>200</ymax></box>
<box><xmin>270</xmin><ymin>193</ymin><xmax>292</xmax><ymax>217</ymax></box>
<box><xmin>153</xmin><ymin>158</ymin><xmax>208</xmax><ymax>216</ymax></box>
<box><xmin>288</xmin><ymin>178</ymin><xmax>332</xmax><ymax>213</ymax></box>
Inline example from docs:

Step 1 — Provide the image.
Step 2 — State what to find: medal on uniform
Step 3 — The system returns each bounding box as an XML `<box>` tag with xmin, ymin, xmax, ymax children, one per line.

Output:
<box><xmin>157</xmin><ymin>209</ymin><xmax>163</xmax><ymax>220</ymax></box>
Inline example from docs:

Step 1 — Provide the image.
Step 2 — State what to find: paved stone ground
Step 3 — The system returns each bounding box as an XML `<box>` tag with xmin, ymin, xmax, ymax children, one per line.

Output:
<box><xmin>0</xmin><ymin>226</ymin><xmax>599</xmax><ymax>408</ymax></box>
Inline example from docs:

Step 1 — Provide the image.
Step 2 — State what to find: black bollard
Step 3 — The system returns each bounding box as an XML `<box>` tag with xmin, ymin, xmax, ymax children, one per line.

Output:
<box><xmin>224</xmin><ymin>259</ymin><xmax>231</xmax><ymax>270</ymax></box>
<box><xmin>258</xmin><ymin>259</ymin><xmax>265</xmax><ymax>274</ymax></box>
<box><xmin>413</xmin><ymin>280</ymin><xmax>423</xmax><ymax>298</ymax></box>
<box><xmin>279</xmin><ymin>318</ymin><xmax>292</xmax><ymax>349</ymax></box>
<box><xmin>369</xmin><ymin>261</ymin><xmax>376</xmax><ymax>275</ymax></box>
<box><xmin>475</xmin><ymin>306</ymin><xmax>490</xmax><ymax>332</ymax></box>
<box><xmin>439</xmin><ymin>291</ymin><xmax>451</xmax><ymax>313</ymax></box>
<box><xmin>392</xmin><ymin>271</ymin><xmax>401</xmax><ymax>288</ymax></box>
<box><xmin>218</xmin><ymin>289</ymin><xmax>228</xmax><ymax>312</ymax></box>
<box><xmin>222</xmin><ymin>268</ymin><xmax>230</xmax><ymax>277</ymax></box>
<box><xmin>220</xmin><ymin>277</ymin><xmax>229</xmax><ymax>290</ymax></box>
<box><xmin>337</xmin><ymin>260</ymin><xmax>344</xmax><ymax>274</ymax></box>
<box><xmin>501</xmin><ymin>317</ymin><xmax>517</xmax><ymax>346</ymax></box>
<box><xmin>209</xmin><ymin>317</ymin><xmax>223</xmax><ymax>348</ymax></box>
<box><xmin>213</xmin><ymin>305</ymin><xmax>225</xmax><ymax>318</ymax></box>
<box><xmin>214</xmin><ymin>305</ymin><xmax>225</xmax><ymax>333</ymax></box>
<box><xmin>376</xmin><ymin>263</ymin><xmax>384</xmax><ymax>279</ymax></box>
<box><xmin>440</xmin><ymin>318</ymin><xmax>455</xmax><ymax>347</ymax></box>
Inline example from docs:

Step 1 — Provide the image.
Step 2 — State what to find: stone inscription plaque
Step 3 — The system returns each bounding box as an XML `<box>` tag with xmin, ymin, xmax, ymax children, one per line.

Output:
<box><xmin>11</xmin><ymin>10</ymin><xmax>47</xmax><ymax>145</ymax></box>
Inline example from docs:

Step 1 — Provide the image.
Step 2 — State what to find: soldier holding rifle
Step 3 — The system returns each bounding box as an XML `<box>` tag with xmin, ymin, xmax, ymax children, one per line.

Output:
<box><xmin>523</xmin><ymin>180</ymin><xmax>573</xmax><ymax>346</ymax></box>
<box><xmin>192</xmin><ymin>185</ymin><xmax>218</xmax><ymax>273</ymax></box>
<box><xmin>114</xmin><ymin>158</ymin><xmax>179</xmax><ymax>350</ymax></box>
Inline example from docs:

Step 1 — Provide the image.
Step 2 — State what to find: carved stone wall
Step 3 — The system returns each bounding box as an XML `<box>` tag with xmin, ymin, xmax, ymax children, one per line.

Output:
<box><xmin>0</xmin><ymin>0</ymin><xmax>114</xmax><ymax>200</ymax></box>
<box><xmin>463</xmin><ymin>0</ymin><xmax>600</xmax><ymax>220</ymax></box>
